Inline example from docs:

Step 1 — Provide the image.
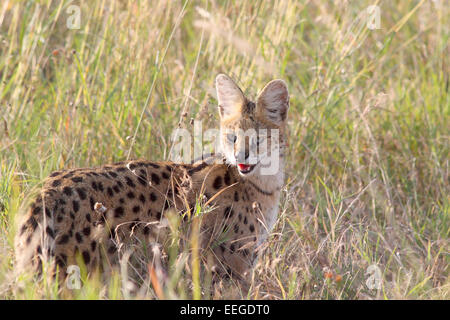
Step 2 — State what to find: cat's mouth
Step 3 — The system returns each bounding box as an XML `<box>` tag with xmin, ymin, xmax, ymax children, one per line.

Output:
<box><xmin>237</xmin><ymin>163</ymin><xmax>256</xmax><ymax>175</ymax></box>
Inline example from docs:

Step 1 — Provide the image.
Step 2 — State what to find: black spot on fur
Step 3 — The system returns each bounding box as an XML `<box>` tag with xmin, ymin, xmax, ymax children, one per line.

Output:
<box><xmin>85</xmin><ymin>213</ymin><xmax>91</xmax><ymax>222</ymax></box>
<box><xmin>162</xmin><ymin>171</ymin><xmax>170</xmax><ymax>179</ymax></box>
<box><xmin>126</xmin><ymin>191</ymin><xmax>135</xmax><ymax>199</ymax></box>
<box><xmin>150</xmin><ymin>192</ymin><xmax>157</xmax><ymax>202</ymax></box>
<box><xmin>125</xmin><ymin>176</ymin><xmax>136</xmax><ymax>188</ymax></box>
<box><xmin>114</xmin><ymin>206</ymin><xmax>124</xmax><ymax>218</ymax></box>
<box><xmin>213</xmin><ymin>176</ymin><xmax>223</xmax><ymax>189</ymax></box>
<box><xmin>46</xmin><ymin>226</ymin><xmax>55</xmax><ymax>239</ymax></box>
<box><xmin>147</xmin><ymin>162</ymin><xmax>160</xmax><ymax>169</ymax></box>
<box><xmin>187</xmin><ymin>162</ymin><xmax>208</xmax><ymax>175</ymax></box>
<box><xmin>132</xmin><ymin>206</ymin><xmax>140</xmax><ymax>213</ymax></box>
<box><xmin>72</xmin><ymin>200</ymin><xmax>80</xmax><ymax>212</ymax></box>
<box><xmin>76</xmin><ymin>187</ymin><xmax>87</xmax><ymax>200</ymax></box>
<box><xmin>63</xmin><ymin>186</ymin><xmax>73</xmax><ymax>196</ymax></box>
<box><xmin>139</xmin><ymin>194</ymin><xmax>146</xmax><ymax>204</ymax></box>
<box><xmin>137</xmin><ymin>175</ymin><xmax>147</xmax><ymax>186</ymax></box>
<box><xmin>244</xmin><ymin>217</ymin><xmax>248</xmax><ymax>224</ymax></box>
<box><xmin>128</xmin><ymin>163</ymin><xmax>138</xmax><ymax>170</ymax></box>
<box><xmin>52</xmin><ymin>179</ymin><xmax>62</xmax><ymax>187</ymax></box>
<box><xmin>89</xmin><ymin>197</ymin><xmax>95</xmax><ymax>210</ymax></box>
<box><xmin>50</xmin><ymin>171</ymin><xmax>61</xmax><ymax>177</ymax></box>
<box><xmin>44</xmin><ymin>206</ymin><xmax>52</xmax><ymax>218</ymax></box>
<box><xmin>234</xmin><ymin>191</ymin><xmax>239</xmax><ymax>202</ymax></box>
<box><xmin>107</xmin><ymin>187</ymin><xmax>114</xmax><ymax>197</ymax></box>
<box><xmin>82</xmin><ymin>227</ymin><xmax>91</xmax><ymax>236</ymax></box>
<box><xmin>128</xmin><ymin>220</ymin><xmax>138</xmax><ymax>230</ymax></box>
<box><xmin>249</xmin><ymin>224</ymin><xmax>255</xmax><ymax>232</ymax></box>
<box><xmin>58</xmin><ymin>234</ymin><xmax>69</xmax><ymax>246</ymax></box>
<box><xmin>108</xmin><ymin>171</ymin><xmax>118</xmax><ymax>178</ymax></box>
<box><xmin>75</xmin><ymin>232</ymin><xmax>83</xmax><ymax>243</ymax></box>
<box><xmin>27</xmin><ymin>216</ymin><xmax>38</xmax><ymax>231</ymax></box>
<box><xmin>113</xmin><ymin>185</ymin><xmax>120</xmax><ymax>193</ymax></box>
<box><xmin>90</xmin><ymin>241</ymin><xmax>97</xmax><ymax>251</ymax></box>
<box><xmin>224</xmin><ymin>172</ymin><xmax>231</xmax><ymax>185</ymax></box>
<box><xmin>151</xmin><ymin>173</ymin><xmax>160</xmax><ymax>185</ymax></box>
<box><xmin>91</xmin><ymin>182</ymin><xmax>98</xmax><ymax>191</ymax></box>
<box><xmin>62</xmin><ymin>172</ymin><xmax>75</xmax><ymax>179</ymax></box>
<box><xmin>101</xmin><ymin>172</ymin><xmax>111</xmax><ymax>179</ymax></box>
<box><xmin>71</xmin><ymin>177</ymin><xmax>83</xmax><ymax>183</ymax></box>
<box><xmin>82</xmin><ymin>251</ymin><xmax>90</xmax><ymax>264</ymax></box>
<box><xmin>97</xmin><ymin>182</ymin><xmax>104</xmax><ymax>192</ymax></box>
<box><xmin>45</xmin><ymin>188</ymin><xmax>57</xmax><ymax>195</ymax></box>
<box><xmin>60</xmin><ymin>253</ymin><xmax>68</xmax><ymax>264</ymax></box>
<box><xmin>32</xmin><ymin>206</ymin><xmax>41</xmax><ymax>215</ymax></box>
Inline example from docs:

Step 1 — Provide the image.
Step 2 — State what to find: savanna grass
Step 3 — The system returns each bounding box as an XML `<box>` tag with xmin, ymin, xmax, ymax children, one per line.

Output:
<box><xmin>0</xmin><ymin>0</ymin><xmax>448</xmax><ymax>299</ymax></box>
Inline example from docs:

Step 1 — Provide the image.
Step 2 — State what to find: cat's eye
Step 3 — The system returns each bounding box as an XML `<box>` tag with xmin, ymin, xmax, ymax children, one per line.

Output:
<box><xmin>227</xmin><ymin>133</ymin><xmax>237</xmax><ymax>143</ymax></box>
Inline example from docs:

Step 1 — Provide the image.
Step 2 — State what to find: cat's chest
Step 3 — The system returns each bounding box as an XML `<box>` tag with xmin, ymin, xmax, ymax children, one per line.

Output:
<box><xmin>256</xmin><ymin>194</ymin><xmax>280</xmax><ymax>244</ymax></box>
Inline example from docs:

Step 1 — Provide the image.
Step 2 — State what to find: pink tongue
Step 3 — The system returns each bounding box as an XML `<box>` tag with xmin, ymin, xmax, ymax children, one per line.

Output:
<box><xmin>238</xmin><ymin>164</ymin><xmax>251</xmax><ymax>171</ymax></box>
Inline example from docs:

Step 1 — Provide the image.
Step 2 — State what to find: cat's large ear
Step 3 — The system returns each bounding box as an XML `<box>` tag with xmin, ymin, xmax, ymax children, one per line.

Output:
<box><xmin>256</xmin><ymin>79</ymin><xmax>289</xmax><ymax>125</ymax></box>
<box><xmin>215</xmin><ymin>74</ymin><xmax>246</xmax><ymax>119</ymax></box>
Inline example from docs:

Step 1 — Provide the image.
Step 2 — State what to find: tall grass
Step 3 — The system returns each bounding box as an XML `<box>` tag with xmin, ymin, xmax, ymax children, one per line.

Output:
<box><xmin>0</xmin><ymin>0</ymin><xmax>448</xmax><ymax>299</ymax></box>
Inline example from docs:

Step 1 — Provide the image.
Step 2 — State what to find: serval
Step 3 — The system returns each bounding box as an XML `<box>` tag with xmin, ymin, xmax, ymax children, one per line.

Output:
<box><xmin>15</xmin><ymin>74</ymin><xmax>289</xmax><ymax>288</ymax></box>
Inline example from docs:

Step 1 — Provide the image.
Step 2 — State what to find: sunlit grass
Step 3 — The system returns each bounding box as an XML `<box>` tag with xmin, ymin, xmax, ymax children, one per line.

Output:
<box><xmin>0</xmin><ymin>0</ymin><xmax>448</xmax><ymax>299</ymax></box>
